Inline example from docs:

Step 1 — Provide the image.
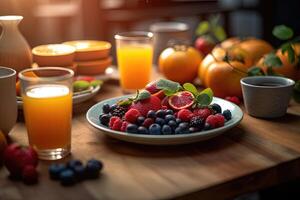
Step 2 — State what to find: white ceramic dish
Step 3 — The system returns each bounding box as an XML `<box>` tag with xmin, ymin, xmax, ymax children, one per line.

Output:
<box><xmin>86</xmin><ymin>95</ymin><xmax>243</xmax><ymax>145</ymax></box>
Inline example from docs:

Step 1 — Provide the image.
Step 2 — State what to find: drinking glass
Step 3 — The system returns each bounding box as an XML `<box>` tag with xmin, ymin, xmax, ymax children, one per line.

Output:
<box><xmin>0</xmin><ymin>67</ymin><xmax>17</xmax><ymax>135</ymax></box>
<box><xmin>19</xmin><ymin>67</ymin><xmax>74</xmax><ymax>160</ymax></box>
<box><xmin>115</xmin><ymin>31</ymin><xmax>153</xmax><ymax>93</ymax></box>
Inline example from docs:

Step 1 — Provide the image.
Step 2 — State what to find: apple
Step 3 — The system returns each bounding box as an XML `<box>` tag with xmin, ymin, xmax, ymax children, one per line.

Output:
<box><xmin>194</xmin><ymin>36</ymin><xmax>215</xmax><ymax>56</ymax></box>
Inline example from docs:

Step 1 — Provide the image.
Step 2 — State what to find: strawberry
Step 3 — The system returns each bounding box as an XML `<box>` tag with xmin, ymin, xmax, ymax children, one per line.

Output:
<box><xmin>3</xmin><ymin>143</ymin><xmax>38</xmax><ymax>178</ymax></box>
<box><xmin>124</xmin><ymin>109</ymin><xmax>141</xmax><ymax>123</ymax></box>
<box><xmin>193</xmin><ymin>108</ymin><xmax>212</xmax><ymax>120</ymax></box>
<box><xmin>177</xmin><ymin>109</ymin><xmax>193</xmax><ymax>122</ymax></box>
<box><xmin>206</xmin><ymin>114</ymin><xmax>225</xmax><ymax>128</ymax></box>
<box><xmin>22</xmin><ymin>165</ymin><xmax>38</xmax><ymax>184</ymax></box>
<box><xmin>131</xmin><ymin>96</ymin><xmax>161</xmax><ymax>116</ymax></box>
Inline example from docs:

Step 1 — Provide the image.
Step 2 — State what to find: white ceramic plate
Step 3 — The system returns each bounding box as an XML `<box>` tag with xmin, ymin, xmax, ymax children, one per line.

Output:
<box><xmin>17</xmin><ymin>85</ymin><xmax>101</xmax><ymax>109</ymax></box>
<box><xmin>86</xmin><ymin>95</ymin><xmax>244</xmax><ymax>145</ymax></box>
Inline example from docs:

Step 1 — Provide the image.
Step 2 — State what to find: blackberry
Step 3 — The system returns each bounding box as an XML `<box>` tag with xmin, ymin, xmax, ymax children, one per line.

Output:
<box><xmin>110</xmin><ymin>105</ymin><xmax>127</xmax><ymax>118</ymax></box>
<box><xmin>190</xmin><ymin>116</ymin><xmax>205</xmax><ymax>129</ymax></box>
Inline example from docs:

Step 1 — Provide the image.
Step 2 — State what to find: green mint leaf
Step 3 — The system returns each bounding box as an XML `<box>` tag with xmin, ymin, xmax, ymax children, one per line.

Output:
<box><xmin>196</xmin><ymin>94</ymin><xmax>211</xmax><ymax>106</ymax></box>
<box><xmin>183</xmin><ymin>83</ymin><xmax>198</xmax><ymax>96</ymax></box>
<box><xmin>156</xmin><ymin>79</ymin><xmax>181</xmax><ymax>93</ymax></box>
<box><xmin>281</xmin><ymin>43</ymin><xmax>295</xmax><ymax>63</ymax></box>
<box><xmin>247</xmin><ymin>66</ymin><xmax>265</xmax><ymax>76</ymax></box>
<box><xmin>272</xmin><ymin>25</ymin><xmax>294</xmax><ymax>40</ymax></box>
<box><xmin>118</xmin><ymin>99</ymin><xmax>133</xmax><ymax>106</ymax></box>
<box><xmin>264</xmin><ymin>53</ymin><xmax>282</xmax><ymax>67</ymax></box>
<box><xmin>213</xmin><ymin>26</ymin><xmax>226</xmax><ymax>42</ymax></box>
<box><xmin>196</xmin><ymin>21</ymin><xmax>210</xmax><ymax>36</ymax></box>
<box><xmin>136</xmin><ymin>90</ymin><xmax>151</xmax><ymax>101</ymax></box>
<box><xmin>163</xmin><ymin>89</ymin><xmax>176</xmax><ymax>96</ymax></box>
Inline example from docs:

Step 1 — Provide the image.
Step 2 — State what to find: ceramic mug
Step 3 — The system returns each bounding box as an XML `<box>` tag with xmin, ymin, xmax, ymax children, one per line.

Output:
<box><xmin>241</xmin><ymin>76</ymin><xmax>295</xmax><ymax>118</ymax></box>
<box><xmin>0</xmin><ymin>66</ymin><xmax>17</xmax><ymax>135</ymax></box>
<box><xmin>150</xmin><ymin>22</ymin><xmax>190</xmax><ymax>64</ymax></box>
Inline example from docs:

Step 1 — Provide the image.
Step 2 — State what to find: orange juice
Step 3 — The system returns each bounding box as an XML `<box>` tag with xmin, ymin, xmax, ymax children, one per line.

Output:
<box><xmin>117</xmin><ymin>44</ymin><xmax>152</xmax><ymax>90</ymax></box>
<box><xmin>22</xmin><ymin>84</ymin><xmax>72</xmax><ymax>150</ymax></box>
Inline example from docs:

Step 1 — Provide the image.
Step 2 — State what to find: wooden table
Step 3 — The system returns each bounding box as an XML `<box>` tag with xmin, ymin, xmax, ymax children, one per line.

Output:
<box><xmin>1</xmin><ymin>80</ymin><xmax>300</xmax><ymax>200</ymax></box>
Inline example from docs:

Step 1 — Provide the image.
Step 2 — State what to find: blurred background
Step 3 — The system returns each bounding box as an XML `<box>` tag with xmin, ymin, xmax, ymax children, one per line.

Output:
<box><xmin>1</xmin><ymin>0</ymin><xmax>299</xmax><ymax>47</ymax></box>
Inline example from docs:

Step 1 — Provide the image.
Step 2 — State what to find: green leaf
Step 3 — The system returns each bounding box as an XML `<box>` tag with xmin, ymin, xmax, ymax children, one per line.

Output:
<box><xmin>272</xmin><ymin>25</ymin><xmax>294</xmax><ymax>40</ymax></box>
<box><xmin>195</xmin><ymin>21</ymin><xmax>210</xmax><ymax>36</ymax></box>
<box><xmin>163</xmin><ymin>89</ymin><xmax>176</xmax><ymax>96</ymax></box>
<box><xmin>136</xmin><ymin>90</ymin><xmax>151</xmax><ymax>101</ymax></box>
<box><xmin>90</xmin><ymin>80</ymin><xmax>103</xmax><ymax>87</ymax></box>
<box><xmin>196</xmin><ymin>94</ymin><xmax>211</xmax><ymax>106</ymax></box>
<box><xmin>156</xmin><ymin>79</ymin><xmax>181</xmax><ymax>93</ymax></box>
<box><xmin>200</xmin><ymin>88</ymin><xmax>213</xmax><ymax>98</ymax></box>
<box><xmin>264</xmin><ymin>53</ymin><xmax>283</xmax><ymax>67</ymax></box>
<box><xmin>183</xmin><ymin>83</ymin><xmax>198</xmax><ymax>96</ymax></box>
<box><xmin>247</xmin><ymin>66</ymin><xmax>265</xmax><ymax>76</ymax></box>
<box><xmin>213</xmin><ymin>26</ymin><xmax>226</xmax><ymax>42</ymax></box>
<box><xmin>281</xmin><ymin>43</ymin><xmax>295</xmax><ymax>63</ymax></box>
<box><xmin>118</xmin><ymin>99</ymin><xmax>133</xmax><ymax>106</ymax></box>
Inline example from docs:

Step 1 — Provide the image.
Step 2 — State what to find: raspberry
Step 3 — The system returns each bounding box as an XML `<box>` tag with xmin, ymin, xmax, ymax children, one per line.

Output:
<box><xmin>22</xmin><ymin>165</ymin><xmax>38</xmax><ymax>184</ymax></box>
<box><xmin>111</xmin><ymin>118</ymin><xmax>122</xmax><ymax>131</ymax></box>
<box><xmin>124</xmin><ymin>108</ymin><xmax>141</xmax><ymax>123</ymax></box>
<box><xmin>206</xmin><ymin>114</ymin><xmax>225</xmax><ymax>128</ymax></box>
<box><xmin>225</xmin><ymin>96</ymin><xmax>241</xmax><ymax>105</ymax></box>
<box><xmin>193</xmin><ymin>108</ymin><xmax>212</xmax><ymax>120</ymax></box>
<box><xmin>120</xmin><ymin>121</ymin><xmax>129</xmax><ymax>132</ymax></box>
<box><xmin>109</xmin><ymin>116</ymin><xmax>120</xmax><ymax>129</ymax></box>
<box><xmin>142</xmin><ymin>118</ymin><xmax>154</xmax><ymax>128</ymax></box>
<box><xmin>177</xmin><ymin>109</ymin><xmax>193</xmax><ymax>122</ymax></box>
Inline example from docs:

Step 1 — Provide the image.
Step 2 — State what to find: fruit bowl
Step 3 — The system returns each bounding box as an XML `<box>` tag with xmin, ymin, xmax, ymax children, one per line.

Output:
<box><xmin>86</xmin><ymin>95</ymin><xmax>243</xmax><ymax>145</ymax></box>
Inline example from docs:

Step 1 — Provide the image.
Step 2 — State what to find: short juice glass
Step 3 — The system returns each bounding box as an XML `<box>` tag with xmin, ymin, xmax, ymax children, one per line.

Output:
<box><xmin>115</xmin><ymin>31</ymin><xmax>153</xmax><ymax>92</ymax></box>
<box><xmin>19</xmin><ymin>67</ymin><xmax>74</xmax><ymax>160</ymax></box>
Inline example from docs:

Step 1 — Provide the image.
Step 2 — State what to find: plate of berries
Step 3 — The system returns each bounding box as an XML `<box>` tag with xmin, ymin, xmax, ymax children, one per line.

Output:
<box><xmin>86</xmin><ymin>79</ymin><xmax>243</xmax><ymax>145</ymax></box>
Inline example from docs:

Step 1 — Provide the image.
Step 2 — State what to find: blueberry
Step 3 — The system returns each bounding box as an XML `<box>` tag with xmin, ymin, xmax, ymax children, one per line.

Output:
<box><xmin>99</xmin><ymin>114</ymin><xmax>111</xmax><ymax>126</ymax></box>
<box><xmin>110</xmin><ymin>104</ymin><xmax>118</xmax><ymax>111</ymax></box>
<box><xmin>67</xmin><ymin>159</ymin><xmax>83</xmax><ymax>170</ymax></box>
<box><xmin>155</xmin><ymin>117</ymin><xmax>165</xmax><ymax>126</ymax></box>
<box><xmin>175</xmin><ymin>127</ymin><xmax>183</xmax><ymax>134</ymax></box>
<box><xmin>149</xmin><ymin>124</ymin><xmax>161</xmax><ymax>135</ymax></box>
<box><xmin>211</xmin><ymin>103</ymin><xmax>222</xmax><ymax>113</ymax></box>
<box><xmin>176</xmin><ymin>118</ymin><xmax>182</xmax><ymax>124</ymax></box>
<box><xmin>222</xmin><ymin>109</ymin><xmax>232</xmax><ymax>121</ymax></box>
<box><xmin>189</xmin><ymin>127</ymin><xmax>198</xmax><ymax>133</ymax></box>
<box><xmin>168</xmin><ymin>120</ymin><xmax>177</xmax><ymax>129</ymax></box>
<box><xmin>165</xmin><ymin>109</ymin><xmax>174</xmax><ymax>115</ymax></box>
<box><xmin>49</xmin><ymin>163</ymin><xmax>67</xmax><ymax>180</ymax></box>
<box><xmin>102</xmin><ymin>103</ymin><xmax>110</xmax><ymax>114</ymax></box>
<box><xmin>85</xmin><ymin>162</ymin><xmax>101</xmax><ymax>179</ymax></box>
<box><xmin>203</xmin><ymin>123</ymin><xmax>212</xmax><ymax>130</ymax></box>
<box><xmin>156</xmin><ymin>109</ymin><xmax>166</xmax><ymax>118</ymax></box>
<box><xmin>73</xmin><ymin>165</ymin><xmax>86</xmax><ymax>181</ymax></box>
<box><xmin>137</xmin><ymin>116</ymin><xmax>145</xmax><ymax>125</ymax></box>
<box><xmin>162</xmin><ymin>125</ymin><xmax>173</xmax><ymax>135</ymax></box>
<box><xmin>87</xmin><ymin>159</ymin><xmax>103</xmax><ymax>171</ymax></box>
<box><xmin>59</xmin><ymin>169</ymin><xmax>76</xmax><ymax>186</ymax></box>
<box><xmin>164</xmin><ymin>114</ymin><xmax>175</xmax><ymax>122</ymax></box>
<box><xmin>138</xmin><ymin>126</ymin><xmax>149</xmax><ymax>134</ymax></box>
<box><xmin>179</xmin><ymin>122</ymin><xmax>189</xmax><ymax>130</ymax></box>
<box><xmin>147</xmin><ymin>110</ymin><xmax>156</xmax><ymax>118</ymax></box>
<box><xmin>126</xmin><ymin>124</ymin><xmax>138</xmax><ymax>133</ymax></box>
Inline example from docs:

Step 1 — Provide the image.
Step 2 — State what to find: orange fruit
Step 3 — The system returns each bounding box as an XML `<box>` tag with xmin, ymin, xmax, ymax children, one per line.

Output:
<box><xmin>159</xmin><ymin>46</ymin><xmax>203</xmax><ymax>84</ymax></box>
<box><xmin>205</xmin><ymin>61</ymin><xmax>248</xmax><ymax>98</ymax></box>
<box><xmin>220</xmin><ymin>37</ymin><xmax>241</xmax><ymax>49</ymax></box>
<box><xmin>0</xmin><ymin>130</ymin><xmax>7</xmax><ymax>164</ymax></box>
<box><xmin>237</xmin><ymin>39</ymin><xmax>273</xmax><ymax>63</ymax></box>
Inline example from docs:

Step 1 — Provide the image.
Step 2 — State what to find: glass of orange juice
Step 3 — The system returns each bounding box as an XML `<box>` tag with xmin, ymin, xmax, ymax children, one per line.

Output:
<box><xmin>115</xmin><ymin>31</ymin><xmax>153</xmax><ymax>92</ymax></box>
<box><xmin>19</xmin><ymin>67</ymin><xmax>73</xmax><ymax>160</ymax></box>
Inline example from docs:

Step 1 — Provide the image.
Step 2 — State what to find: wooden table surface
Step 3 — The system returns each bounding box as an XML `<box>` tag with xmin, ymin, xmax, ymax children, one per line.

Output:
<box><xmin>1</xmin><ymin>80</ymin><xmax>300</xmax><ymax>200</ymax></box>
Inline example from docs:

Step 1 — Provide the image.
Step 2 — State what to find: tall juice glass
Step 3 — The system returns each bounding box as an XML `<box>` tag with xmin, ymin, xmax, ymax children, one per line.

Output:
<box><xmin>19</xmin><ymin>67</ymin><xmax>73</xmax><ymax>160</ymax></box>
<box><xmin>115</xmin><ymin>32</ymin><xmax>153</xmax><ymax>92</ymax></box>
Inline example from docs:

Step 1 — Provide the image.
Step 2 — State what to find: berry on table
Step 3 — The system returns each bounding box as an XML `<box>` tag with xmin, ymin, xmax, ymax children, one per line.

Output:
<box><xmin>22</xmin><ymin>165</ymin><xmax>38</xmax><ymax>184</ymax></box>
<box><xmin>149</xmin><ymin>124</ymin><xmax>161</xmax><ymax>135</ymax></box>
<box><xmin>67</xmin><ymin>160</ymin><xmax>83</xmax><ymax>170</ymax></box>
<box><xmin>85</xmin><ymin>161</ymin><xmax>102</xmax><ymax>179</ymax></box>
<box><xmin>102</xmin><ymin>104</ymin><xmax>110</xmax><ymax>114</ymax></box>
<box><xmin>162</xmin><ymin>125</ymin><xmax>172</xmax><ymax>135</ymax></box>
<box><xmin>190</xmin><ymin>116</ymin><xmax>205</xmax><ymax>130</ymax></box>
<box><xmin>126</xmin><ymin>124</ymin><xmax>138</xmax><ymax>133</ymax></box>
<box><xmin>49</xmin><ymin>163</ymin><xmax>67</xmax><ymax>180</ymax></box>
<box><xmin>155</xmin><ymin>117</ymin><xmax>165</xmax><ymax>126</ymax></box>
<box><xmin>73</xmin><ymin>165</ymin><xmax>86</xmax><ymax>181</ymax></box>
<box><xmin>142</xmin><ymin>118</ymin><xmax>154</xmax><ymax>128</ymax></box>
<box><xmin>99</xmin><ymin>114</ymin><xmax>111</xmax><ymax>126</ymax></box>
<box><xmin>211</xmin><ymin>103</ymin><xmax>222</xmax><ymax>113</ymax></box>
<box><xmin>138</xmin><ymin>126</ymin><xmax>149</xmax><ymax>134</ymax></box>
<box><xmin>222</xmin><ymin>109</ymin><xmax>232</xmax><ymax>121</ymax></box>
<box><xmin>87</xmin><ymin>159</ymin><xmax>103</xmax><ymax>171</ymax></box>
<box><xmin>59</xmin><ymin>169</ymin><xmax>76</xmax><ymax>186</ymax></box>
<box><xmin>177</xmin><ymin>109</ymin><xmax>193</xmax><ymax>122</ymax></box>
<box><xmin>124</xmin><ymin>108</ymin><xmax>141</xmax><ymax>123</ymax></box>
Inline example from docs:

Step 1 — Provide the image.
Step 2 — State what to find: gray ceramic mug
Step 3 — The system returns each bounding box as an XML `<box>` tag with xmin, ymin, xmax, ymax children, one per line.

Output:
<box><xmin>241</xmin><ymin>76</ymin><xmax>295</xmax><ymax>118</ymax></box>
<box><xmin>0</xmin><ymin>66</ymin><xmax>17</xmax><ymax>135</ymax></box>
